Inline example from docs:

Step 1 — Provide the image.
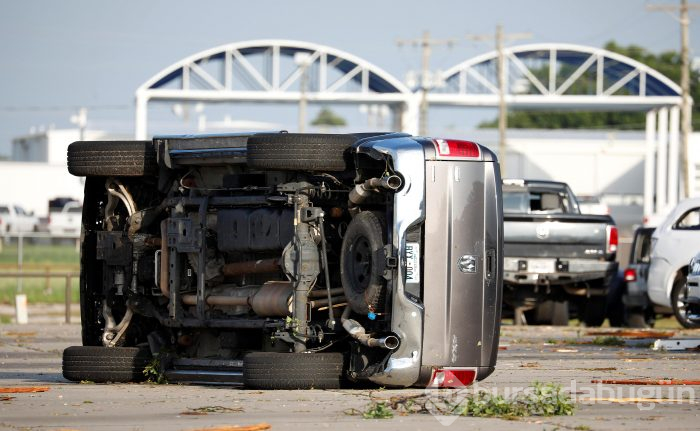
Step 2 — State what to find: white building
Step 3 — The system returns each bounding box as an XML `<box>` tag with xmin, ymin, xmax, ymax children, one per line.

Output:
<box><xmin>1</xmin><ymin>128</ymin><xmax>128</xmax><ymax>217</ymax></box>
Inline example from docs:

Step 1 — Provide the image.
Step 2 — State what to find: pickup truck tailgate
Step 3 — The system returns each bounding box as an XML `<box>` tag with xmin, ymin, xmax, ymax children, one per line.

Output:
<box><xmin>504</xmin><ymin>214</ymin><xmax>611</xmax><ymax>259</ymax></box>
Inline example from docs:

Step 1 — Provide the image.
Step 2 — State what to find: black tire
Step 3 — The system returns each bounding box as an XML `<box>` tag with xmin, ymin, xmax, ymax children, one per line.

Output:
<box><xmin>671</xmin><ymin>274</ymin><xmax>700</xmax><ymax>329</ymax></box>
<box><xmin>243</xmin><ymin>352</ymin><xmax>344</xmax><ymax>389</ymax></box>
<box><xmin>246</xmin><ymin>133</ymin><xmax>355</xmax><ymax>171</ymax></box>
<box><xmin>67</xmin><ymin>141</ymin><xmax>157</xmax><ymax>177</ymax></box>
<box><xmin>580</xmin><ymin>295</ymin><xmax>607</xmax><ymax>327</ymax></box>
<box><xmin>525</xmin><ymin>301</ymin><xmax>570</xmax><ymax>326</ymax></box>
<box><xmin>626</xmin><ymin>310</ymin><xmax>648</xmax><ymax>328</ymax></box>
<box><xmin>340</xmin><ymin>211</ymin><xmax>387</xmax><ymax>315</ymax></box>
<box><xmin>62</xmin><ymin>346</ymin><xmax>151</xmax><ymax>383</ymax></box>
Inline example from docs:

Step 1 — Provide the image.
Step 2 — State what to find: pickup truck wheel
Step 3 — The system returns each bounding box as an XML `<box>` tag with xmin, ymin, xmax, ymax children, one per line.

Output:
<box><xmin>626</xmin><ymin>310</ymin><xmax>648</xmax><ymax>328</ymax></box>
<box><xmin>525</xmin><ymin>301</ymin><xmax>569</xmax><ymax>325</ymax></box>
<box><xmin>340</xmin><ymin>211</ymin><xmax>387</xmax><ymax>315</ymax></box>
<box><xmin>671</xmin><ymin>275</ymin><xmax>700</xmax><ymax>329</ymax></box>
<box><xmin>62</xmin><ymin>346</ymin><xmax>151</xmax><ymax>383</ymax></box>
<box><xmin>243</xmin><ymin>352</ymin><xmax>343</xmax><ymax>389</ymax></box>
<box><xmin>67</xmin><ymin>141</ymin><xmax>157</xmax><ymax>177</ymax></box>
<box><xmin>246</xmin><ymin>133</ymin><xmax>355</xmax><ymax>171</ymax></box>
<box><xmin>580</xmin><ymin>295</ymin><xmax>607</xmax><ymax>327</ymax></box>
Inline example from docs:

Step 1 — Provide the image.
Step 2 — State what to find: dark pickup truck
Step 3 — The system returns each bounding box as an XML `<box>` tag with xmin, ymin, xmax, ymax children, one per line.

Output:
<box><xmin>502</xmin><ymin>179</ymin><xmax>618</xmax><ymax>326</ymax></box>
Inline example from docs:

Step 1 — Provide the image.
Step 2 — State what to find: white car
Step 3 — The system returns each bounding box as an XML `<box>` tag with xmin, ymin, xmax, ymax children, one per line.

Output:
<box><xmin>576</xmin><ymin>195</ymin><xmax>610</xmax><ymax>215</ymax></box>
<box><xmin>682</xmin><ymin>252</ymin><xmax>700</xmax><ymax>328</ymax></box>
<box><xmin>48</xmin><ymin>201</ymin><xmax>82</xmax><ymax>236</ymax></box>
<box><xmin>0</xmin><ymin>204</ymin><xmax>40</xmax><ymax>234</ymax></box>
<box><xmin>647</xmin><ymin>198</ymin><xmax>700</xmax><ymax>327</ymax></box>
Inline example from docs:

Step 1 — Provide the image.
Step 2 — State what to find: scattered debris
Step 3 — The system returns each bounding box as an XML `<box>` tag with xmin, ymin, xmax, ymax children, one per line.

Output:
<box><xmin>3</xmin><ymin>331</ymin><xmax>37</xmax><ymax>338</ymax></box>
<box><xmin>185</xmin><ymin>424</ymin><xmax>271</xmax><ymax>431</ymax></box>
<box><xmin>591</xmin><ymin>379</ymin><xmax>700</xmax><ymax>386</ymax></box>
<box><xmin>586</xmin><ymin>330</ymin><xmax>675</xmax><ymax>339</ymax></box>
<box><xmin>1</xmin><ymin>396</ymin><xmax>14</xmax><ymax>401</ymax></box>
<box><xmin>652</xmin><ymin>338</ymin><xmax>700</xmax><ymax>351</ymax></box>
<box><xmin>555</xmin><ymin>349</ymin><xmax>579</xmax><ymax>353</ymax></box>
<box><xmin>520</xmin><ymin>362</ymin><xmax>540</xmax><ymax>368</ymax></box>
<box><xmin>0</xmin><ymin>387</ymin><xmax>50</xmax><ymax>393</ymax></box>
<box><xmin>578</xmin><ymin>367</ymin><xmax>617</xmax><ymax>371</ymax></box>
<box><xmin>182</xmin><ymin>406</ymin><xmax>245</xmax><ymax>415</ymax></box>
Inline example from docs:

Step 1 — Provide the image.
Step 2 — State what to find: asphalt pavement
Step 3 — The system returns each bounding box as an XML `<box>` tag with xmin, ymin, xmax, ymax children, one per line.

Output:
<box><xmin>1</xmin><ymin>323</ymin><xmax>699</xmax><ymax>430</ymax></box>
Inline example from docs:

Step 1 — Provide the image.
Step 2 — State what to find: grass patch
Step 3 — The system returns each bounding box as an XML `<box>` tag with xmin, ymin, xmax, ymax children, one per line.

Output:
<box><xmin>0</xmin><ymin>243</ymin><xmax>79</xmax><ymax>305</ymax></box>
<box><xmin>363</xmin><ymin>382</ymin><xmax>575</xmax><ymax>419</ymax></box>
<box><xmin>0</xmin><ymin>243</ymin><xmax>79</xmax><ymax>266</ymax></box>
<box><xmin>591</xmin><ymin>336</ymin><xmax>625</xmax><ymax>346</ymax></box>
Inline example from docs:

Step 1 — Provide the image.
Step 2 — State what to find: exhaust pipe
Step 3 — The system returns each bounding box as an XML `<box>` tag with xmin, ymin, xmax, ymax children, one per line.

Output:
<box><xmin>340</xmin><ymin>306</ymin><xmax>399</xmax><ymax>350</ymax></box>
<box><xmin>349</xmin><ymin>175</ymin><xmax>402</xmax><ymax>207</ymax></box>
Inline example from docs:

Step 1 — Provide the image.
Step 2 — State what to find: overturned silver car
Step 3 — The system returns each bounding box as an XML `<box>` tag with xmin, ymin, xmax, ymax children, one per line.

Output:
<box><xmin>63</xmin><ymin>132</ymin><xmax>503</xmax><ymax>389</ymax></box>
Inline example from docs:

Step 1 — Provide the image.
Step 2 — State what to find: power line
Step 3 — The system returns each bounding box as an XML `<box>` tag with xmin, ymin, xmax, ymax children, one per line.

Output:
<box><xmin>0</xmin><ymin>104</ymin><xmax>131</xmax><ymax>113</ymax></box>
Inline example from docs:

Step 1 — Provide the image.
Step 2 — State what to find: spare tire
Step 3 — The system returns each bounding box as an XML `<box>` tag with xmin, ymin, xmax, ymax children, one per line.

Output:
<box><xmin>340</xmin><ymin>211</ymin><xmax>387</xmax><ymax>315</ymax></box>
<box><xmin>67</xmin><ymin>141</ymin><xmax>157</xmax><ymax>177</ymax></box>
<box><xmin>62</xmin><ymin>346</ymin><xmax>152</xmax><ymax>383</ymax></box>
<box><xmin>246</xmin><ymin>133</ymin><xmax>355</xmax><ymax>171</ymax></box>
<box><xmin>243</xmin><ymin>352</ymin><xmax>344</xmax><ymax>389</ymax></box>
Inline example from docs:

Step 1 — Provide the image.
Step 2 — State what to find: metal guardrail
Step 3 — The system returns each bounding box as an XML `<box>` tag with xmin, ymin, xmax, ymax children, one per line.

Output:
<box><xmin>0</xmin><ymin>272</ymin><xmax>79</xmax><ymax>324</ymax></box>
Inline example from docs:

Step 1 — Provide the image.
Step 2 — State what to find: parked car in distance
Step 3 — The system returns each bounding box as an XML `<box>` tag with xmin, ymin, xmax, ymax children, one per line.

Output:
<box><xmin>647</xmin><ymin>197</ymin><xmax>700</xmax><ymax>328</ymax></box>
<box><xmin>607</xmin><ymin>227</ymin><xmax>657</xmax><ymax>327</ymax></box>
<box><xmin>577</xmin><ymin>195</ymin><xmax>610</xmax><ymax>215</ymax></box>
<box><xmin>0</xmin><ymin>204</ymin><xmax>40</xmax><ymax>234</ymax></box>
<box><xmin>48</xmin><ymin>201</ymin><xmax>82</xmax><ymax>237</ymax></box>
<box><xmin>684</xmin><ymin>252</ymin><xmax>700</xmax><ymax>327</ymax></box>
<box><xmin>502</xmin><ymin>179</ymin><xmax>618</xmax><ymax>327</ymax></box>
<box><xmin>63</xmin><ymin>132</ymin><xmax>504</xmax><ymax>389</ymax></box>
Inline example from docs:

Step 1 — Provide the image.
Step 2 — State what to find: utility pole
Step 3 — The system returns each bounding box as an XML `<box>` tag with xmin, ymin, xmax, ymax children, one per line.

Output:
<box><xmin>397</xmin><ymin>31</ymin><xmax>457</xmax><ymax>136</ymax></box>
<box><xmin>467</xmin><ymin>26</ymin><xmax>531</xmax><ymax>177</ymax></box>
<box><xmin>648</xmin><ymin>0</ymin><xmax>700</xmax><ymax>198</ymax></box>
<box><xmin>294</xmin><ymin>52</ymin><xmax>313</xmax><ymax>133</ymax></box>
<box><xmin>70</xmin><ymin>107</ymin><xmax>87</xmax><ymax>141</ymax></box>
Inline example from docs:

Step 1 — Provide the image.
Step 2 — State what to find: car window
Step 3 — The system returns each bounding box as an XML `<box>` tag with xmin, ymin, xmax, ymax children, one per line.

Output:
<box><xmin>68</xmin><ymin>206</ymin><xmax>83</xmax><ymax>213</ymax></box>
<box><xmin>503</xmin><ymin>191</ymin><xmax>528</xmax><ymax>213</ymax></box>
<box><xmin>0</xmin><ymin>206</ymin><xmax>8</xmax><ymax>214</ymax></box>
<box><xmin>503</xmin><ymin>188</ymin><xmax>573</xmax><ymax>214</ymax></box>
<box><xmin>673</xmin><ymin>208</ymin><xmax>700</xmax><ymax>230</ymax></box>
<box><xmin>14</xmin><ymin>206</ymin><xmax>25</xmax><ymax>216</ymax></box>
<box><xmin>632</xmin><ymin>229</ymin><xmax>654</xmax><ymax>263</ymax></box>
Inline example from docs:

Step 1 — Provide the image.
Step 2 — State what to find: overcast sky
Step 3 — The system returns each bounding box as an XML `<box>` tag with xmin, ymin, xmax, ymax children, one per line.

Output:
<box><xmin>1</xmin><ymin>0</ymin><xmax>698</xmax><ymax>156</ymax></box>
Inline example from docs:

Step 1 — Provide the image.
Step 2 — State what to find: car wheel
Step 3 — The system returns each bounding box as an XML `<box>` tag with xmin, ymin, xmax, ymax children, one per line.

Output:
<box><xmin>246</xmin><ymin>133</ymin><xmax>355</xmax><ymax>171</ymax></box>
<box><xmin>580</xmin><ymin>295</ymin><xmax>607</xmax><ymax>327</ymax></box>
<box><xmin>340</xmin><ymin>211</ymin><xmax>387</xmax><ymax>315</ymax></box>
<box><xmin>524</xmin><ymin>301</ymin><xmax>569</xmax><ymax>325</ymax></box>
<box><xmin>62</xmin><ymin>346</ymin><xmax>151</xmax><ymax>383</ymax></box>
<box><xmin>671</xmin><ymin>275</ymin><xmax>700</xmax><ymax>329</ymax></box>
<box><xmin>67</xmin><ymin>141</ymin><xmax>157</xmax><ymax>177</ymax></box>
<box><xmin>626</xmin><ymin>310</ymin><xmax>648</xmax><ymax>328</ymax></box>
<box><xmin>243</xmin><ymin>352</ymin><xmax>344</xmax><ymax>389</ymax></box>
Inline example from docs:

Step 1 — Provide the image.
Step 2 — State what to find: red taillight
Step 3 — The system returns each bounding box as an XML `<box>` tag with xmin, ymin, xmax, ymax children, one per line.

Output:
<box><xmin>606</xmin><ymin>225</ymin><xmax>618</xmax><ymax>254</ymax></box>
<box><xmin>432</xmin><ymin>139</ymin><xmax>481</xmax><ymax>159</ymax></box>
<box><xmin>623</xmin><ymin>268</ymin><xmax>637</xmax><ymax>282</ymax></box>
<box><xmin>428</xmin><ymin>367</ymin><xmax>477</xmax><ymax>388</ymax></box>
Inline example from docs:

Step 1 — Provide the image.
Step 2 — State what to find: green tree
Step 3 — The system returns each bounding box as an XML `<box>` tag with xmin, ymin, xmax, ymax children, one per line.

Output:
<box><xmin>479</xmin><ymin>41</ymin><xmax>700</xmax><ymax>130</ymax></box>
<box><xmin>311</xmin><ymin>107</ymin><xmax>346</xmax><ymax>127</ymax></box>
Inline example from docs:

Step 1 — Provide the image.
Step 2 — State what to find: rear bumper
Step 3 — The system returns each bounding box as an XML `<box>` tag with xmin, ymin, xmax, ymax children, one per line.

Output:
<box><xmin>504</xmin><ymin>258</ymin><xmax>617</xmax><ymax>286</ymax></box>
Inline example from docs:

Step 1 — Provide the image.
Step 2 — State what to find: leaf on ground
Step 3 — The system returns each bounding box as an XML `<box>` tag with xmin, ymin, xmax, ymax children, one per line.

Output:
<box><xmin>186</xmin><ymin>406</ymin><xmax>244</xmax><ymax>414</ymax></box>
<box><xmin>185</xmin><ymin>424</ymin><xmax>271</xmax><ymax>431</ymax></box>
<box><xmin>0</xmin><ymin>386</ymin><xmax>49</xmax><ymax>393</ymax></box>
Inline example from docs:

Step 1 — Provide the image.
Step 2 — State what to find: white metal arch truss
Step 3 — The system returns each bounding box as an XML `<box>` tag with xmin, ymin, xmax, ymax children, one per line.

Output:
<box><xmin>431</xmin><ymin>43</ymin><xmax>684</xmax><ymax>217</ymax></box>
<box><xmin>431</xmin><ymin>43</ymin><xmax>682</xmax><ymax>110</ymax></box>
<box><xmin>134</xmin><ymin>41</ymin><xmax>685</xmax><ymax>218</ymax></box>
<box><xmin>135</xmin><ymin>39</ymin><xmax>416</xmax><ymax>139</ymax></box>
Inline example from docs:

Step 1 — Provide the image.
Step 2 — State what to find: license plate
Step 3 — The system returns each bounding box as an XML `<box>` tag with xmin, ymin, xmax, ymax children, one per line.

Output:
<box><xmin>405</xmin><ymin>242</ymin><xmax>420</xmax><ymax>283</ymax></box>
<box><xmin>527</xmin><ymin>259</ymin><xmax>556</xmax><ymax>273</ymax></box>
